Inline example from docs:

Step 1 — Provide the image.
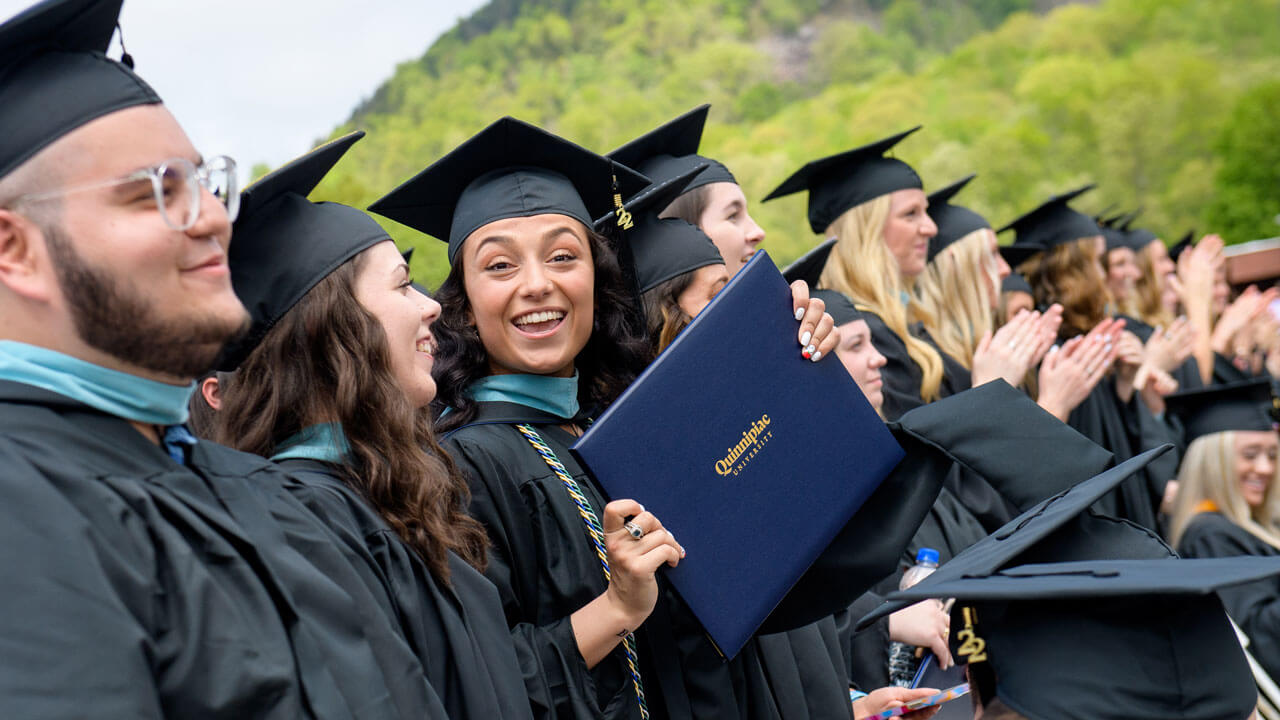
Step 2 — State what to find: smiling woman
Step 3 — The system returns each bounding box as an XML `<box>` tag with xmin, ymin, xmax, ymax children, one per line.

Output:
<box><xmin>764</xmin><ymin>127</ymin><xmax>947</xmax><ymax>420</ymax></box>
<box><xmin>207</xmin><ymin>132</ymin><xmax>536</xmax><ymax>719</ymax></box>
<box><xmin>1166</xmin><ymin>379</ymin><xmax>1280</xmax><ymax>682</ymax></box>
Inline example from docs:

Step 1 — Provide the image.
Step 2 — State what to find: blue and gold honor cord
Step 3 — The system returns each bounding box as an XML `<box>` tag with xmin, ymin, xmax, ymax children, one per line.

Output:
<box><xmin>515</xmin><ymin>423</ymin><xmax>650</xmax><ymax>720</ymax></box>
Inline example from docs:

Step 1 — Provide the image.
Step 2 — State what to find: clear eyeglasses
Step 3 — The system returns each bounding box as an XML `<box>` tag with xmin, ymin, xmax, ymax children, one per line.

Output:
<box><xmin>11</xmin><ymin>155</ymin><xmax>240</xmax><ymax>231</ymax></box>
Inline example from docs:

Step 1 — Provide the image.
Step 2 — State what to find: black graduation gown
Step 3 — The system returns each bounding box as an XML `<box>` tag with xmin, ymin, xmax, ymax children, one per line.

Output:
<box><xmin>905</xmin><ymin>486</ymin><xmax>990</xmax><ymax>567</ymax></box>
<box><xmin>443</xmin><ymin>401</ymin><xmax>864</xmax><ymax>720</ymax></box>
<box><xmin>914</xmin><ymin>324</ymin><xmax>971</xmax><ymax>400</ymax></box>
<box><xmin>862</xmin><ymin>310</ymin><xmax>925</xmax><ymax>422</ymax></box>
<box><xmin>1176</xmin><ymin>512</ymin><xmax>1280</xmax><ymax>679</ymax></box>
<box><xmin>1066</xmin><ymin>377</ymin><xmax>1165</xmax><ymax>532</ymax></box>
<box><xmin>275</xmin><ymin>458</ymin><xmax>536</xmax><ymax>720</ymax></box>
<box><xmin>0</xmin><ymin>380</ymin><xmax>438</xmax><ymax>719</ymax></box>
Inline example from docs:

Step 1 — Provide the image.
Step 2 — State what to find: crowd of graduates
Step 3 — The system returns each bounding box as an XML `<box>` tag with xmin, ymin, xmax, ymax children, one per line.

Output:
<box><xmin>3</xmin><ymin>1</ymin><xmax>1280</xmax><ymax>719</ymax></box>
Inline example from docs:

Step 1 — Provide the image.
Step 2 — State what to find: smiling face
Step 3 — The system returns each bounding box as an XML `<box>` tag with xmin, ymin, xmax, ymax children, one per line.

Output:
<box><xmin>1147</xmin><ymin>239</ymin><xmax>1175</xmax><ymax>279</ymax></box>
<box><xmin>0</xmin><ymin>104</ymin><xmax>248</xmax><ymax>382</ymax></box>
<box><xmin>882</xmin><ymin>188</ymin><xmax>936</xmax><ymax>279</ymax></box>
<box><xmin>1105</xmin><ymin>247</ymin><xmax>1141</xmax><ymax>304</ymax></box>
<box><xmin>460</xmin><ymin>213</ymin><xmax>595</xmax><ymax>378</ymax></box>
<box><xmin>834</xmin><ymin>319</ymin><xmax>887</xmax><ymax>412</ymax></box>
<box><xmin>696</xmin><ymin>182</ymin><xmax>765</xmax><ymax>277</ymax></box>
<box><xmin>352</xmin><ymin>241</ymin><xmax>441</xmax><ymax>409</ymax></box>
<box><xmin>1234</xmin><ymin>430</ymin><xmax>1278</xmax><ymax>510</ymax></box>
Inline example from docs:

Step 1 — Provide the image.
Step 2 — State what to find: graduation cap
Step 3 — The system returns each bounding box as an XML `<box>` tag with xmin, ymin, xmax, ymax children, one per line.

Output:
<box><xmin>856</xmin><ymin>443</ymin><xmax>1173</xmax><ymax>629</ymax></box>
<box><xmin>0</xmin><ymin>0</ymin><xmax>161</xmax><ymax>180</ymax></box>
<box><xmin>217</xmin><ymin>131</ymin><xmax>390</xmax><ymax>371</ymax></box>
<box><xmin>606</xmin><ymin>104</ymin><xmax>737</xmax><ymax>193</ymax></box>
<box><xmin>906</xmin><ymin>556</ymin><xmax>1270</xmax><ymax>720</ymax></box>
<box><xmin>1164</xmin><ymin>378</ymin><xmax>1278</xmax><ymax>444</ymax></box>
<box><xmin>592</xmin><ymin>163</ymin><xmax>724</xmax><ymax>294</ymax></box>
<box><xmin>368</xmin><ymin>117</ymin><xmax>649</xmax><ymax>264</ymax></box>
<box><xmin>997</xmin><ymin>185</ymin><xmax>1101</xmax><ymax>266</ymax></box>
<box><xmin>763</xmin><ymin>127</ymin><xmax>924</xmax><ymax>235</ymax></box>
<box><xmin>780</xmin><ymin>239</ymin><xmax>863</xmax><ymax>326</ymax></box>
<box><xmin>1169</xmin><ymin>230</ymin><xmax>1195</xmax><ymax>262</ymax></box>
<box><xmin>1001</xmin><ymin>272</ymin><xmax>1033</xmax><ymax>296</ymax></box>
<box><xmin>859</xmin><ymin>442</ymin><xmax>1270</xmax><ymax>720</ymax></box>
<box><xmin>1108</xmin><ymin>209</ymin><xmax>1160</xmax><ymax>250</ymax></box>
<box><xmin>925</xmin><ymin>173</ymin><xmax>990</xmax><ymax>262</ymax></box>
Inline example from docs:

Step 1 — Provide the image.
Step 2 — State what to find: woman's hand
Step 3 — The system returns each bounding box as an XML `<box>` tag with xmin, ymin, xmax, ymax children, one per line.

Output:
<box><xmin>1112</xmin><ymin>330</ymin><xmax>1146</xmax><ymax>402</ymax></box>
<box><xmin>1028</xmin><ymin>304</ymin><xmax>1064</xmax><ymax>367</ymax></box>
<box><xmin>1212</xmin><ymin>285</ymin><xmax>1278</xmax><ymax>356</ymax></box>
<box><xmin>971</xmin><ymin>309</ymin><xmax>1041</xmax><ymax>387</ymax></box>
<box><xmin>852</xmin><ymin>687</ymin><xmax>944</xmax><ymax>720</ymax></box>
<box><xmin>1036</xmin><ymin>323</ymin><xmax>1119</xmax><ymax>421</ymax></box>
<box><xmin>1143</xmin><ymin>316</ymin><xmax>1194</xmax><ymax>373</ymax></box>
<box><xmin>571</xmin><ymin>499</ymin><xmax>683</xmax><ymax>668</ymax></box>
<box><xmin>791</xmin><ymin>280</ymin><xmax>838</xmax><ymax>362</ymax></box>
<box><xmin>888</xmin><ymin>599</ymin><xmax>953</xmax><ymax>670</ymax></box>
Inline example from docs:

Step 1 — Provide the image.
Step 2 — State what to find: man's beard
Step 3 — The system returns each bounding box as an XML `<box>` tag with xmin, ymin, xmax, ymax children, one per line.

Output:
<box><xmin>45</xmin><ymin>226</ymin><xmax>249</xmax><ymax>379</ymax></box>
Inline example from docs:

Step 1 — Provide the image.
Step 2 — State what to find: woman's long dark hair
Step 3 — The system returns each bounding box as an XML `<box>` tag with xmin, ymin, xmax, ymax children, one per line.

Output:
<box><xmin>641</xmin><ymin>271</ymin><xmax>697</xmax><ymax>359</ymax></box>
<box><xmin>212</xmin><ymin>251</ymin><xmax>489</xmax><ymax>580</ymax></box>
<box><xmin>432</xmin><ymin>227</ymin><xmax>649</xmax><ymax>432</ymax></box>
<box><xmin>1019</xmin><ymin>237</ymin><xmax>1110</xmax><ymax>340</ymax></box>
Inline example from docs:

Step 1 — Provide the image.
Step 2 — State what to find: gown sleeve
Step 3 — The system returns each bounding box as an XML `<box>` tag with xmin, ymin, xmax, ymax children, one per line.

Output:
<box><xmin>0</xmin><ymin>441</ymin><xmax>164</xmax><ymax>719</ymax></box>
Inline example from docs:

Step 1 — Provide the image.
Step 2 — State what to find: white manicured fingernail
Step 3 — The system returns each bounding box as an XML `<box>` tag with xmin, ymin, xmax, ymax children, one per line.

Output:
<box><xmin>805</xmin><ymin>344</ymin><xmax>817</xmax><ymax>356</ymax></box>
<box><xmin>795</xmin><ymin>307</ymin><xmax>806</xmax><ymax>321</ymax></box>
<box><xmin>810</xmin><ymin>350</ymin><xmax>822</xmax><ymax>362</ymax></box>
<box><xmin>800</xmin><ymin>331</ymin><xmax>812</xmax><ymax>346</ymax></box>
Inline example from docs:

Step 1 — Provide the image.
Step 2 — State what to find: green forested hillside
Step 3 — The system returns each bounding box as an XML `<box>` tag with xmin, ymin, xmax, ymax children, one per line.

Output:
<box><xmin>309</xmin><ymin>0</ymin><xmax>1280</xmax><ymax>288</ymax></box>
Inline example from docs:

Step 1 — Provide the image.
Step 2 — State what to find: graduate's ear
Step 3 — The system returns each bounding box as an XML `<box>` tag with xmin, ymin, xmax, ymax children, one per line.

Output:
<box><xmin>200</xmin><ymin>376</ymin><xmax>222</xmax><ymax>411</ymax></box>
<box><xmin>0</xmin><ymin>208</ymin><xmax>57</xmax><ymax>302</ymax></box>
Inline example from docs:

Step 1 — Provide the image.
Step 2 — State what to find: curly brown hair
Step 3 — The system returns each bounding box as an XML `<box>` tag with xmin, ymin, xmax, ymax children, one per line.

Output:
<box><xmin>212</xmin><ymin>250</ymin><xmax>488</xmax><ymax>581</ymax></box>
<box><xmin>1019</xmin><ymin>237</ymin><xmax>1110</xmax><ymax>339</ymax></box>
<box><xmin>431</xmin><ymin>229</ymin><xmax>650</xmax><ymax>432</ymax></box>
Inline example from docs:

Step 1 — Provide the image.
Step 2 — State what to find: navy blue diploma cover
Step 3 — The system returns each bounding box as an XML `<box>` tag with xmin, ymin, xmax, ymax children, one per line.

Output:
<box><xmin>571</xmin><ymin>251</ymin><xmax>904</xmax><ymax>659</ymax></box>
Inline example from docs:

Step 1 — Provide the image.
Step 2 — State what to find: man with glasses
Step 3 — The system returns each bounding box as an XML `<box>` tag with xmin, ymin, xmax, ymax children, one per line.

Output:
<box><xmin>0</xmin><ymin>1</ymin><xmax>440</xmax><ymax>717</ymax></box>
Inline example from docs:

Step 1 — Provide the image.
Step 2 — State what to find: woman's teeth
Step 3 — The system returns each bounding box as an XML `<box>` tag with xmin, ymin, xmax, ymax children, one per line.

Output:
<box><xmin>416</xmin><ymin>339</ymin><xmax>434</xmax><ymax>354</ymax></box>
<box><xmin>514</xmin><ymin>310</ymin><xmax>565</xmax><ymax>326</ymax></box>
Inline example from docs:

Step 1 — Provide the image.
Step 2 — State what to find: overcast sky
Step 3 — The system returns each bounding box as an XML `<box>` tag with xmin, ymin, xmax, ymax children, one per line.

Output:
<box><xmin>0</xmin><ymin>0</ymin><xmax>487</xmax><ymax>179</ymax></box>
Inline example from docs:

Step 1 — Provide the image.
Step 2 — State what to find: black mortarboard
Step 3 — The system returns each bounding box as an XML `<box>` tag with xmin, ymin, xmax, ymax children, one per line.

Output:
<box><xmin>997</xmin><ymin>185</ymin><xmax>1101</xmax><ymax>265</ymax></box>
<box><xmin>1169</xmin><ymin>230</ymin><xmax>1195</xmax><ymax>262</ymax></box>
<box><xmin>763</xmin><ymin>127</ymin><xmax>924</xmax><ymax>234</ymax></box>
<box><xmin>606</xmin><ymin>105</ymin><xmax>737</xmax><ymax>195</ymax></box>
<box><xmin>1105</xmin><ymin>209</ymin><xmax>1159</xmax><ymax>251</ymax></box>
<box><xmin>1164</xmin><ymin>378</ymin><xmax>1278</xmax><ymax>444</ymax></box>
<box><xmin>368</xmin><ymin>117</ymin><xmax>648</xmax><ymax>264</ymax></box>
<box><xmin>1001</xmin><ymin>272</ymin><xmax>1033</xmax><ymax>296</ymax></box>
<box><xmin>0</xmin><ymin>0</ymin><xmax>161</xmax><ymax>179</ymax></box>
<box><xmin>593</xmin><ymin>164</ymin><xmax>724</xmax><ymax>294</ymax></box>
<box><xmin>781</xmin><ymin>238</ymin><xmax>835</xmax><ymax>287</ymax></box>
<box><xmin>856</xmin><ymin>440</ymin><xmax>1266</xmax><ymax>720</ymax></box>
<box><xmin>779</xmin><ymin>239</ymin><xmax>863</xmax><ymax>326</ymax></box>
<box><xmin>925</xmin><ymin>174</ymin><xmax>990</xmax><ymax>262</ymax></box>
<box><xmin>1101</xmin><ymin>218</ymin><xmax>1142</xmax><ymax>253</ymax></box>
<box><xmin>218</xmin><ymin>132</ymin><xmax>389</xmax><ymax>371</ymax></box>
<box><xmin>857</xmin><ymin>443</ymin><xmax>1173</xmax><ymax>629</ymax></box>
<box><xmin>900</xmin><ymin>556</ymin><xmax>1269</xmax><ymax>720</ymax></box>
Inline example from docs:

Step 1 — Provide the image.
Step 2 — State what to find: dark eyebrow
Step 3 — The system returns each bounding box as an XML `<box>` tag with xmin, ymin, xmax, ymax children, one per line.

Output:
<box><xmin>473</xmin><ymin>234</ymin><xmax>515</xmax><ymax>253</ymax></box>
<box><xmin>542</xmin><ymin>225</ymin><xmax>584</xmax><ymax>243</ymax></box>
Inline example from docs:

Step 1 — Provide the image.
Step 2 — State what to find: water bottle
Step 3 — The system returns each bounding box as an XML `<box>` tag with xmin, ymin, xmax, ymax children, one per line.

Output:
<box><xmin>887</xmin><ymin>548</ymin><xmax>940</xmax><ymax>687</ymax></box>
